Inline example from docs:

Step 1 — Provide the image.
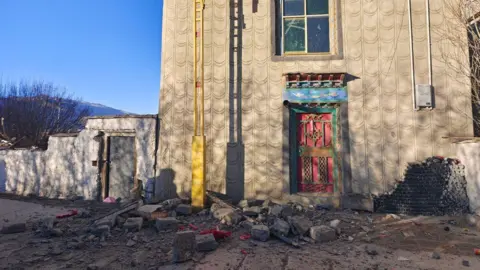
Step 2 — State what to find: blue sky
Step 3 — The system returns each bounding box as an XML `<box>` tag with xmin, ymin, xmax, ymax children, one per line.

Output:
<box><xmin>0</xmin><ymin>0</ymin><xmax>163</xmax><ymax>114</ymax></box>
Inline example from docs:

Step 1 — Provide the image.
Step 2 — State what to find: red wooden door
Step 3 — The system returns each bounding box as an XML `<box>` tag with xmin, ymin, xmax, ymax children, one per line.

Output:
<box><xmin>297</xmin><ymin>113</ymin><xmax>334</xmax><ymax>193</ymax></box>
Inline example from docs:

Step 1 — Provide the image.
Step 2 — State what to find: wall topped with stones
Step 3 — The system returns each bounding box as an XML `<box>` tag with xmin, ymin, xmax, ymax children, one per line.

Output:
<box><xmin>1</xmin><ymin>116</ymin><xmax>158</xmax><ymax>200</ymax></box>
<box><xmin>157</xmin><ymin>0</ymin><xmax>474</xmax><ymax>201</ymax></box>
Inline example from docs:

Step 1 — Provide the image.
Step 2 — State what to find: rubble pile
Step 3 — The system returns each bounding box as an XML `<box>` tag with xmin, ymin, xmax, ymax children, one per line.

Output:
<box><xmin>374</xmin><ymin>157</ymin><xmax>470</xmax><ymax>216</ymax></box>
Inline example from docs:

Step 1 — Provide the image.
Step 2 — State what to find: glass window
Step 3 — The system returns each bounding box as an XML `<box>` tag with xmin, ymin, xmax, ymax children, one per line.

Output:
<box><xmin>280</xmin><ymin>0</ymin><xmax>330</xmax><ymax>54</ymax></box>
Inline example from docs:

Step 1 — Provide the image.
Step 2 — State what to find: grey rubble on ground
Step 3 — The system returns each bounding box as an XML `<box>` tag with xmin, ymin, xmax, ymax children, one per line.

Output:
<box><xmin>7</xmin><ymin>194</ymin><xmax>480</xmax><ymax>266</ymax></box>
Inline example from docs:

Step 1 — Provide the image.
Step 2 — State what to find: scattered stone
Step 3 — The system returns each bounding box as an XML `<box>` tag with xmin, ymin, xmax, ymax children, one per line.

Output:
<box><xmin>432</xmin><ymin>251</ymin><xmax>441</xmax><ymax>259</ymax></box>
<box><xmin>270</xmin><ymin>218</ymin><xmax>290</xmax><ymax>236</ymax></box>
<box><xmin>329</xmin><ymin>219</ymin><xmax>341</xmax><ymax>228</ymax></box>
<box><xmin>262</xmin><ymin>199</ymin><xmax>272</xmax><ymax>209</ymax></box>
<box><xmin>175</xmin><ymin>204</ymin><xmax>192</xmax><ymax>215</ymax></box>
<box><xmin>281</xmin><ymin>205</ymin><xmax>294</xmax><ymax>219</ymax></box>
<box><xmin>299</xmin><ymin>236</ymin><xmax>316</xmax><ymax>244</ymax></box>
<box><xmin>240</xmin><ymin>220</ymin><xmax>254</xmax><ymax>231</ymax></box>
<box><xmin>251</xmin><ymin>225</ymin><xmax>270</xmax><ymax>242</ymax></box>
<box><xmin>210</xmin><ymin>203</ymin><xmax>222</xmax><ymax>213</ymax></box>
<box><xmin>348</xmin><ymin>236</ymin><xmax>354</xmax><ymax>242</ymax></box>
<box><xmin>123</xmin><ymin>217</ymin><xmax>143</xmax><ymax>232</ymax></box>
<box><xmin>197</xmin><ymin>209</ymin><xmax>209</xmax><ymax>216</ymax></box>
<box><xmin>238</xmin><ymin>200</ymin><xmax>249</xmax><ymax>209</ymax></box>
<box><xmin>92</xmin><ymin>225</ymin><xmax>110</xmax><ymax>236</ymax></box>
<box><xmin>243</xmin><ymin>206</ymin><xmax>262</xmax><ymax>217</ymax></box>
<box><xmin>402</xmin><ymin>231</ymin><xmax>415</xmax><ymax>238</ymax></box>
<box><xmin>172</xmin><ymin>231</ymin><xmax>196</xmax><ymax>263</ymax></box>
<box><xmin>38</xmin><ymin>217</ymin><xmax>55</xmax><ymax>232</ymax></box>
<box><xmin>383</xmin><ymin>214</ymin><xmax>401</xmax><ymax>221</ymax></box>
<box><xmin>138</xmin><ymin>204</ymin><xmax>163</xmax><ymax>219</ymax></box>
<box><xmin>77</xmin><ymin>210</ymin><xmax>92</xmax><ymax>218</ymax></box>
<box><xmin>213</xmin><ymin>208</ymin><xmax>241</xmax><ymax>226</ymax></box>
<box><xmin>462</xmin><ymin>260</ymin><xmax>470</xmax><ymax>267</ymax></box>
<box><xmin>126</xmin><ymin>239</ymin><xmax>136</xmax><ymax>247</ymax></box>
<box><xmin>397</xmin><ymin>256</ymin><xmax>410</xmax><ymax>261</ymax></box>
<box><xmin>361</xmin><ymin>226</ymin><xmax>372</xmax><ymax>233</ymax></box>
<box><xmin>115</xmin><ymin>216</ymin><xmax>126</xmax><ymax>227</ymax></box>
<box><xmin>257</xmin><ymin>214</ymin><xmax>267</xmax><ymax>222</ymax></box>
<box><xmin>94</xmin><ymin>216</ymin><xmax>115</xmax><ymax>228</ymax></box>
<box><xmin>162</xmin><ymin>198</ymin><xmax>183</xmax><ymax>211</ymax></box>
<box><xmin>196</xmin><ymin>234</ymin><xmax>218</xmax><ymax>251</ymax></box>
<box><xmin>269</xmin><ymin>205</ymin><xmax>284</xmax><ymax>216</ymax></box>
<box><xmin>155</xmin><ymin>217</ymin><xmax>179</xmax><ymax>231</ymax></box>
<box><xmin>365</xmin><ymin>245</ymin><xmax>378</xmax><ymax>256</ymax></box>
<box><xmin>1</xmin><ymin>223</ymin><xmax>26</xmax><ymax>234</ymax></box>
<box><xmin>50</xmin><ymin>228</ymin><xmax>64</xmax><ymax>237</ymax></box>
<box><xmin>289</xmin><ymin>216</ymin><xmax>313</xmax><ymax>236</ymax></box>
<box><xmin>310</xmin><ymin>225</ymin><xmax>336</xmax><ymax>242</ymax></box>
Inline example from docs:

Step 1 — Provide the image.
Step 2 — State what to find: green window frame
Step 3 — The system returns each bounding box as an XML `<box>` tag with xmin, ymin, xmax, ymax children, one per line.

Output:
<box><xmin>281</xmin><ymin>0</ymin><xmax>331</xmax><ymax>55</ymax></box>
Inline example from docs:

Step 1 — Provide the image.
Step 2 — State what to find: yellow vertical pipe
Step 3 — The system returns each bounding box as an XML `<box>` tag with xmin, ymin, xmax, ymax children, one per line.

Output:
<box><xmin>191</xmin><ymin>0</ymin><xmax>206</xmax><ymax>209</ymax></box>
<box><xmin>200</xmin><ymin>0</ymin><xmax>205</xmax><ymax>136</ymax></box>
<box><xmin>193</xmin><ymin>0</ymin><xmax>198</xmax><ymax>135</ymax></box>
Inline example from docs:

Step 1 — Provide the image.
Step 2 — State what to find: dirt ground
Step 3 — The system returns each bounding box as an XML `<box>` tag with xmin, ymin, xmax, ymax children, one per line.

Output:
<box><xmin>1</xmin><ymin>195</ymin><xmax>480</xmax><ymax>270</ymax></box>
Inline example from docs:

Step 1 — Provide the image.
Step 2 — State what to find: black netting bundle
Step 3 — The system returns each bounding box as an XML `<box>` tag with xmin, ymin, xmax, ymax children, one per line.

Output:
<box><xmin>374</xmin><ymin>157</ymin><xmax>470</xmax><ymax>216</ymax></box>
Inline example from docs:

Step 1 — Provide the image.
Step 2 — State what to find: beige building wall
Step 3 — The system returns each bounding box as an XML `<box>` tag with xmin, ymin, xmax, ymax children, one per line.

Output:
<box><xmin>158</xmin><ymin>0</ymin><xmax>473</xmax><ymax>202</ymax></box>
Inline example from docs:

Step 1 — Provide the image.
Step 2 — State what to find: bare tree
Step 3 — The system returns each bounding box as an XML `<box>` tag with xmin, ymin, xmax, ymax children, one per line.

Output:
<box><xmin>0</xmin><ymin>81</ymin><xmax>91</xmax><ymax>149</ymax></box>
<box><xmin>440</xmin><ymin>0</ymin><xmax>480</xmax><ymax>135</ymax></box>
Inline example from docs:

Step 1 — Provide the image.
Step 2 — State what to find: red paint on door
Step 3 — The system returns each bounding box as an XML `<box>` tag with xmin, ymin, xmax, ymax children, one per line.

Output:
<box><xmin>297</xmin><ymin>113</ymin><xmax>334</xmax><ymax>193</ymax></box>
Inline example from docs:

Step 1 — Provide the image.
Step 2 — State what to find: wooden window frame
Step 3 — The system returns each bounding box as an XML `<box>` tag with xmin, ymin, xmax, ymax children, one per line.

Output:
<box><xmin>271</xmin><ymin>0</ymin><xmax>344</xmax><ymax>61</ymax></box>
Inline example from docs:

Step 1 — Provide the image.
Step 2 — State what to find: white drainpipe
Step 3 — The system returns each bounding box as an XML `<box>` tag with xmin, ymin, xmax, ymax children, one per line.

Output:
<box><xmin>426</xmin><ymin>0</ymin><xmax>432</xmax><ymax>86</ymax></box>
<box><xmin>408</xmin><ymin>0</ymin><xmax>417</xmax><ymax>110</ymax></box>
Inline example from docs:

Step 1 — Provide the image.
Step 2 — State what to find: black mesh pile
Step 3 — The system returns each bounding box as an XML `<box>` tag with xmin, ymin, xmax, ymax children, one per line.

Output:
<box><xmin>374</xmin><ymin>157</ymin><xmax>470</xmax><ymax>216</ymax></box>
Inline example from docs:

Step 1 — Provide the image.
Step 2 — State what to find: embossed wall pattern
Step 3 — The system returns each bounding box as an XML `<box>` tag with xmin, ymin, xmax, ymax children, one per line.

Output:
<box><xmin>158</xmin><ymin>0</ymin><xmax>473</xmax><ymax>200</ymax></box>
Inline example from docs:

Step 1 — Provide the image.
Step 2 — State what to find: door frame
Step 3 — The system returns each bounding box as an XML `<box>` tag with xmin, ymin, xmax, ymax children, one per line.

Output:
<box><xmin>289</xmin><ymin>105</ymin><xmax>338</xmax><ymax>194</ymax></box>
<box><xmin>101</xmin><ymin>134</ymin><xmax>137</xmax><ymax>199</ymax></box>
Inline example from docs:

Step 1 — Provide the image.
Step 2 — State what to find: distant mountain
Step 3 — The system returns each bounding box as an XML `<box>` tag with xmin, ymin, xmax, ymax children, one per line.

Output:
<box><xmin>78</xmin><ymin>101</ymin><xmax>130</xmax><ymax>116</ymax></box>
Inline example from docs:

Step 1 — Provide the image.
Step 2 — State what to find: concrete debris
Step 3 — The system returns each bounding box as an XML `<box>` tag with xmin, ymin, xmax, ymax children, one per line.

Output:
<box><xmin>329</xmin><ymin>219</ymin><xmax>341</xmax><ymax>228</ymax></box>
<box><xmin>137</xmin><ymin>204</ymin><xmax>163</xmax><ymax>219</ymax></box>
<box><xmin>365</xmin><ymin>245</ymin><xmax>378</xmax><ymax>256</ymax></box>
<box><xmin>289</xmin><ymin>216</ymin><xmax>313</xmax><ymax>236</ymax></box>
<box><xmin>123</xmin><ymin>217</ymin><xmax>143</xmax><ymax>232</ymax></box>
<box><xmin>92</xmin><ymin>225</ymin><xmax>110</xmax><ymax>236</ymax></box>
<box><xmin>269</xmin><ymin>205</ymin><xmax>284</xmax><ymax>216</ymax></box>
<box><xmin>155</xmin><ymin>217</ymin><xmax>179</xmax><ymax>232</ymax></box>
<box><xmin>175</xmin><ymin>204</ymin><xmax>192</xmax><ymax>216</ymax></box>
<box><xmin>281</xmin><ymin>205</ymin><xmax>294</xmax><ymax>219</ymax></box>
<box><xmin>432</xmin><ymin>251</ymin><xmax>441</xmax><ymax>259</ymax></box>
<box><xmin>161</xmin><ymin>198</ymin><xmax>183</xmax><ymax>211</ymax></box>
<box><xmin>126</xmin><ymin>239</ymin><xmax>136</xmax><ymax>247</ymax></box>
<box><xmin>1</xmin><ymin>222</ymin><xmax>27</xmax><ymax>234</ymax></box>
<box><xmin>243</xmin><ymin>206</ymin><xmax>262</xmax><ymax>217</ymax></box>
<box><xmin>213</xmin><ymin>208</ymin><xmax>241</xmax><ymax>226</ymax></box>
<box><xmin>238</xmin><ymin>200</ymin><xmax>249</xmax><ymax>209</ymax></box>
<box><xmin>196</xmin><ymin>234</ymin><xmax>218</xmax><ymax>252</ymax></box>
<box><xmin>310</xmin><ymin>225</ymin><xmax>336</xmax><ymax>242</ymax></box>
<box><xmin>251</xmin><ymin>225</ymin><xmax>270</xmax><ymax>242</ymax></box>
<box><xmin>172</xmin><ymin>231</ymin><xmax>196</xmax><ymax>263</ymax></box>
<box><xmin>383</xmin><ymin>214</ymin><xmax>401</xmax><ymax>221</ymax></box>
<box><xmin>270</xmin><ymin>218</ymin><xmax>290</xmax><ymax>236</ymax></box>
<box><xmin>94</xmin><ymin>216</ymin><xmax>115</xmax><ymax>228</ymax></box>
<box><xmin>240</xmin><ymin>220</ymin><xmax>254</xmax><ymax>231</ymax></box>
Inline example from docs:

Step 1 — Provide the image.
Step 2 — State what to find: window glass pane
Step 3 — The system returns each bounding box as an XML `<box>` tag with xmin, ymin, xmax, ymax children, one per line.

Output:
<box><xmin>307</xmin><ymin>17</ymin><xmax>329</xmax><ymax>53</ymax></box>
<box><xmin>284</xmin><ymin>18</ymin><xmax>306</xmax><ymax>52</ymax></box>
<box><xmin>307</xmin><ymin>0</ymin><xmax>329</xmax><ymax>15</ymax></box>
<box><xmin>283</xmin><ymin>0</ymin><xmax>304</xmax><ymax>16</ymax></box>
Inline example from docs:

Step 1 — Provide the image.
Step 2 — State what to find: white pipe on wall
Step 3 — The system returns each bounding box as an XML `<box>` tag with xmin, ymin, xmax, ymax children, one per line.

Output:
<box><xmin>426</xmin><ymin>0</ymin><xmax>432</xmax><ymax>86</ymax></box>
<box><xmin>408</xmin><ymin>0</ymin><xmax>417</xmax><ymax>110</ymax></box>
